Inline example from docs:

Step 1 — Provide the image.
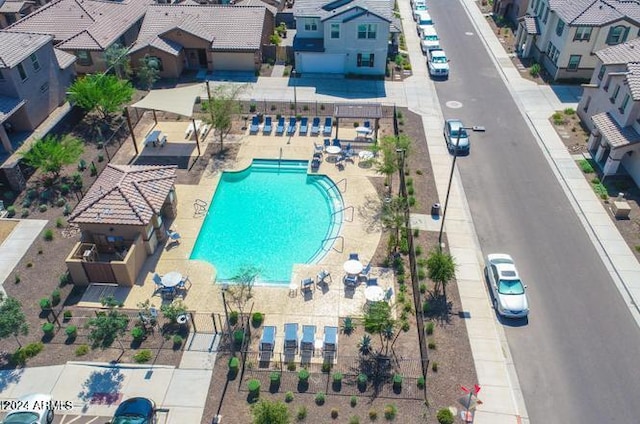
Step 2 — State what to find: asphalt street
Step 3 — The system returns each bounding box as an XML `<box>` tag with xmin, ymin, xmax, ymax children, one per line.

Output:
<box><xmin>424</xmin><ymin>0</ymin><xmax>640</xmax><ymax>422</ymax></box>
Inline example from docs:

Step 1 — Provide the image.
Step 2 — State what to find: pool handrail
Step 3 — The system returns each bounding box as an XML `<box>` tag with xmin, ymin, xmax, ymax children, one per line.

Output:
<box><xmin>332</xmin><ymin>205</ymin><xmax>354</xmax><ymax>222</ymax></box>
<box><xmin>320</xmin><ymin>235</ymin><xmax>344</xmax><ymax>253</ymax></box>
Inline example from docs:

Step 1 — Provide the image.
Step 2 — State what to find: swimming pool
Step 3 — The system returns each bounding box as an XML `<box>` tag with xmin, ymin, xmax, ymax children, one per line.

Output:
<box><xmin>190</xmin><ymin>159</ymin><xmax>343</xmax><ymax>283</ymax></box>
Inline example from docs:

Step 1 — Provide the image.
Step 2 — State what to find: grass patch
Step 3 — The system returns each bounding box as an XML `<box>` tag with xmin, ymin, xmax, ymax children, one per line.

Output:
<box><xmin>577</xmin><ymin>159</ymin><xmax>594</xmax><ymax>174</ymax></box>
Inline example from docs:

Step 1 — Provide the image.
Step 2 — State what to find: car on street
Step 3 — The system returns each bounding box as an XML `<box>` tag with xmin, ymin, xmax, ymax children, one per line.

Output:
<box><xmin>420</xmin><ymin>26</ymin><xmax>441</xmax><ymax>54</ymax></box>
<box><xmin>412</xmin><ymin>0</ymin><xmax>427</xmax><ymax>19</ymax></box>
<box><xmin>427</xmin><ymin>48</ymin><xmax>449</xmax><ymax>78</ymax></box>
<box><xmin>484</xmin><ymin>253</ymin><xmax>529</xmax><ymax>318</ymax></box>
<box><xmin>443</xmin><ymin>119</ymin><xmax>470</xmax><ymax>153</ymax></box>
<box><xmin>111</xmin><ymin>397</ymin><xmax>156</xmax><ymax>424</ymax></box>
<box><xmin>415</xmin><ymin>10</ymin><xmax>433</xmax><ymax>32</ymax></box>
<box><xmin>1</xmin><ymin>393</ymin><xmax>54</xmax><ymax>424</ymax></box>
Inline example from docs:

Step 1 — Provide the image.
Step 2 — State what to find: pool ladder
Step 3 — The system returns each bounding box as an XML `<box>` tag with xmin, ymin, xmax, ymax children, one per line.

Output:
<box><xmin>333</xmin><ymin>205</ymin><xmax>354</xmax><ymax>222</ymax></box>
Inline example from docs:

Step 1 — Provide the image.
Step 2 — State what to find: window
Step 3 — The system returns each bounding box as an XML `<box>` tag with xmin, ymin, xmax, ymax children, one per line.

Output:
<box><xmin>543</xmin><ymin>6</ymin><xmax>549</xmax><ymax>23</ymax></box>
<box><xmin>607</xmin><ymin>25</ymin><xmax>628</xmax><ymax>45</ymax></box>
<box><xmin>76</xmin><ymin>50</ymin><xmax>92</xmax><ymax>66</ymax></box>
<box><xmin>546</xmin><ymin>42</ymin><xmax>560</xmax><ymax>64</ymax></box>
<box><xmin>534</xmin><ymin>0</ymin><xmax>540</xmax><ymax>15</ymax></box>
<box><xmin>610</xmin><ymin>85</ymin><xmax>620</xmax><ymax>102</ymax></box>
<box><xmin>567</xmin><ymin>55</ymin><xmax>581</xmax><ymax>71</ymax></box>
<box><xmin>357</xmin><ymin>53</ymin><xmax>375</xmax><ymax>67</ymax></box>
<box><xmin>16</xmin><ymin>63</ymin><xmax>27</xmax><ymax>81</ymax></box>
<box><xmin>357</xmin><ymin>24</ymin><xmax>377</xmax><ymax>39</ymax></box>
<box><xmin>620</xmin><ymin>94</ymin><xmax>630</xmax><ymax>113</ymax></box>
<box><xmin>574</xmin><ymin>26</ymin><xmax>592</xmax><ymax>41</ymax></box>
<box><xmin>304</xmin><ymin>18</ymin><xmax>318</xmax><ymax>31</ymax></box>
<box><xmin>330</xmin><ymin>23</ymin><xmax>340</xmax><ymax>39</ymax></box>
<box><xmin>597</xmin><ymin>65</ymin><xmax>606</xmax><ymax>80</ymax></box>
<box><xmin>40</xmin><ymin>82</ymin><xmax>49</xmax><ymax>93</ymax></box>
<box><xmin>538</xmin><ymin>5</ymin><xmax>545</xmax><ymax>19</ymax></box>
<box><xmin>556</xmin><ymin>19</ymin><xmax>565</xmax><ymax>36</ymax></box>
<box><xmin>531</xmin><ymin>0</ymin><xmax>537</xmax><ymax>12</ymax></box>
<box><xmin>30</xmin><ymin>53</ymin><xmax>40</xmax><ymax>72</ymax></box>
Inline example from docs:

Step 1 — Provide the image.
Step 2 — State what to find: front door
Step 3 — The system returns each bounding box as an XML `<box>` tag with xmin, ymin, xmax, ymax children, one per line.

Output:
<box><xmin>197</xmin><ymin>49</ymin><xmax>207</xmax><ymax>67</ymax></box>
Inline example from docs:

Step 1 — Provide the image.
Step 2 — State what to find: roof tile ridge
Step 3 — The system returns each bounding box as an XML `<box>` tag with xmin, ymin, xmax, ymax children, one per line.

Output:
<box><xmin>69</xmin><ymin>183</ymin><xmax>120</xmax><ymax>220</ymax></box>
<box><xmin>568</xmin><ymin>0</ymin><xmax>600</xmax><ymax>24</ymax></box>
<box><xmin>73</xmin><ymin>0</ymin><xmax>97</xmax><ymax>22</ymax></box>
<box><xmin>68</xmin><ymin>164</ymin><xmax>121</xmax><ymax>220</ymax></box>
<box><xmin>125</xmin><ymin>181</ymin><xmax>153</xmax><ymax>221</ymax></box>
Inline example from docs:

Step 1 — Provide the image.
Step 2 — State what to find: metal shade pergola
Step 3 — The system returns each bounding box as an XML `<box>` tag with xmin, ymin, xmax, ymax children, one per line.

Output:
<box><xmin>333</xmin><ymin>103</ymin><xmax>383</xmax><ymax>141</ymax></box>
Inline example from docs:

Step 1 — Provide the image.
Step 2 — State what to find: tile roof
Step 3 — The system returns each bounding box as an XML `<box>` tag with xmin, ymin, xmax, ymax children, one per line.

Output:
<box><xmin>0</xmin><ymin>95</ymin><xmax>25</xmax><ymax>122</ymax></box>
<box><xmin>54</xmin><ymin>48</ymin><xmax>77</xmax><ymax>69</ymax></box>
<box><xmin>592</xmin><ymin>111</ymin><xmax>640</xmax><ymax>148</ymax></box>
<box><xmin>236</xmin><ymin>0</ymin><xmax>277</xmax><ymax>16</ymax></box>
<box><xmin>295</xmin><ymin>0</ymin><xmax>395</xmax><ymax>23</ymax></box>
<box><xmin>69</xmin><ymin>164</ymin><xmax>177</xmax><ymax>226</ymax></box>
<box><xmin>625</xmin><ymin>62</ymin><xmax>640</xmax><ymax>100</ymax></box>
<box><xmin>334</xmin><ymin>103</ymin><xmax>383</xmax><ymax>118</ymax></box>
<box><xmin>7</xmin><ymin>0</ymin><xmax>152</xmax><ymax>51</ymax></box>
<box><xmin>130</xmin><ymin>5</ymin><xmax>268</xmax><ymax>54</ymax></box>
<box><xmin>522</xmin><ymin>14</ymin><xmax>540</xmax><ymax>35</ymax></box>
<box><xmin>549</xmin><ymin>0</ymin><xmax>640</xmax><ymax>26</ymax></box>
<box><xmin>596</xmin><ymin>37</ymin><xmax>640</xmax><ymax>64</ymax></box>
<box><xmin>0</xmin><ymin>31</ymin><xmax>52</xmax><ymax>68</ymax></box>
<box><xmin>0</xmin><ymin>0</ymin><xmax>33</xmax><ymax>13</ymax></box>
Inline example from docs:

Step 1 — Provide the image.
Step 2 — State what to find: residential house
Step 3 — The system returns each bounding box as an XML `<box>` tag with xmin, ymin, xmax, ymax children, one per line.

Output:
<box><xmin>128</xmin><ymin>4</ymin><xmax>273</xmax><ymax>77</ymax></box>
<box><xmin>515</xmin><ymin>0</ymin><xmax>640</xmax><ymax>81</ymax></box>
<box><xmin>66</xmin><ymin>164</ymin><xmax>178</xmax><ymax>286</ymax></box>
<box><xmin>0</xmin><ymin>0</ymin><xmax>36</xmax><ymax>28</ymax></box>
<box><xmin>493</xmin><ymin>0</ymin><xmax>529</xmax><ymax>27</ymax></box>
<box><xmin>0</xmin><ymin>31</ymin><xmax>75</xmax><ymax>154</ymax></box>
<box><xmin>292</xmin><ymin>0</ymin><xmax>400</xmax><ymax>75</ymax></box>
<box><xmin>577</xmin><ymin>38</ymin><xmax>640</xmax><ymax>186</ymax></box>
<box><xmin>7</xmin><ymin>0</ymin><xmax>151</xmax><ymax>74</ymax></box>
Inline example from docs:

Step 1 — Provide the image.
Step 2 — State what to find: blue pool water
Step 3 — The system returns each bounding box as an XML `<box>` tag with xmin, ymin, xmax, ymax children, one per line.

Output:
<box><xmin>190</xmin><ymin>159</ymin><xmax>343</xmax><ymax>283</ymax></box>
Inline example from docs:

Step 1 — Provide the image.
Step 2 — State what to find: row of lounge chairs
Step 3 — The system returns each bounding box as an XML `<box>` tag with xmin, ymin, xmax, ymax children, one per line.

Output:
<box><xmin>249</xmin><ymin>116</ymin><xmax>334</xmax><ymax>137</ymax></box>
<box><xmin>259</xmin><ymin>323</ymin><xmax>338</xmax><ymax>358</ymax></box>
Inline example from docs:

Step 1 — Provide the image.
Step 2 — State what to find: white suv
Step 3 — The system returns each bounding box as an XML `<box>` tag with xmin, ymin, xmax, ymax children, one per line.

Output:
<box><xmin>427</xmin><ymin>48</ymin><xmax>449</xmax><ymax>78</ymax></box>
<box><xmin>420</xmin><ymin>26</ymin><xmax>440</xmax><ymax>53</ymax></box>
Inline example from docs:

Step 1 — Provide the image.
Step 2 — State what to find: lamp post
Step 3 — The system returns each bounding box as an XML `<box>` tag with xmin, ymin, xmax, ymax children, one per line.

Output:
<box><xmin>291</xmin><ymin>69</ymin><xmax>297</xmax><ymax>113</ymax></box>
<box><xmin>396</xmin><ymin>148</ymin><xmax>406</xmax><ymax>197</ymax></box>
<box><xmin>221</xmin><ymin>283</ymin><xmax>230</xmax><ymax>335</ymax></box>
<box><xmin>438</xmin><ymin>125</ymin><xmax>485</xmax><ymax>249</ymax></box>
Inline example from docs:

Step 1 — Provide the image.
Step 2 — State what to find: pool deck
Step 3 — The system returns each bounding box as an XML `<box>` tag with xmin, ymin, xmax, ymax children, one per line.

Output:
<box><xmin>123</xmin><ymin>127</ymin><xmax>393</xmax><ymax>330</ymax></box>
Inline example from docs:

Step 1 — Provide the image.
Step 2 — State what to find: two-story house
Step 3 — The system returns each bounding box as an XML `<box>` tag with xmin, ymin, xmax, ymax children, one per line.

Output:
<box><xmin>515</xmin><ymin>0</ymin><xmax>640</xmax><ymax>82</ymax></box>
<box><xmin>0</xmin><ymin>31</ymin><xmax>75</xmax><ymax>154</ymax></box>
<box><xmin>7</xmin><ymin>0</ymin><xmax>151</xmax><ymax>74</ymax></box>
<box><xmin>293</xmin><ymin>0</ymin><xmax>400</xmax><ymax>75</ymax></box>
<box><xmin>577</xmin><ymin>38</ymin><xmax>640</xmax><ymax>186</ymax></box>
<box><xmin>0</xmin><ymin>0</ymin><xmax>37</xmax><ymax>29</ymax></box>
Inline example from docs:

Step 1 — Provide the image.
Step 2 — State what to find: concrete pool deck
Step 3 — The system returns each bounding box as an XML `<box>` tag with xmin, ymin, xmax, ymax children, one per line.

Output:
<box><xmin>122</xmin><ymin>128</ymin><xmax>392</xmax><ymax>323</ymax></box>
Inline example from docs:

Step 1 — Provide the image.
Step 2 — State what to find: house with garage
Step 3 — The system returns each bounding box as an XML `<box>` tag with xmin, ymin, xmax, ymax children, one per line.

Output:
<box><xmin>0</xmin><ymin>31</ymin><xmax>75</xmax><ymax>154</ymax></box>
<box><xmin>7</xmin><ymin>0</ymin><xmax>151</xmax><ymax>74</ymax></box>
<box><xmin>514</xmin><ymin>0</ymin><xmax>640</xmax><ymax>82</ymax></box>
<box><xmin>65</xmin><ymin>164</ymin><xmax>178</xmax><ymax>286</ymax></box>
<box><xmin>577</xmin><ymin>38</ymin><xmax>640</xmax><ymax>186</ymax></box>
<box><xmin>292</xmin><ymin>0</ymin><xmax>400</xmax><ymax>75</ymax></box>
<box><xmin>128</xmin><ymin>4</ymin><xmax>273</xmax><ymax>77</ymax></box>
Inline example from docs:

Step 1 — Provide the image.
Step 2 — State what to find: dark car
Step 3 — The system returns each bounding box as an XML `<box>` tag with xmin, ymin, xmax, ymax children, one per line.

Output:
<box><xmin>111</xmin><ymin>397</ymin><xmax>156</xmax><ymax>424</ymax></box>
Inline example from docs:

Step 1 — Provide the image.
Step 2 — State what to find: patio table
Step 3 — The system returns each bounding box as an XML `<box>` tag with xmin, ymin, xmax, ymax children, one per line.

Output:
<box><xmin>365</xmin><ymin>285</ymin><xmax>385</xmax><ymax>303</ymax></box>
<box><xmin>161</xmin><ymin>271</ymin><xmax>183</xmax><ymax>288</ymax></box>
<box><xmin>343</xmin><ymin>259</ymin><xmax>363</xmax><ymax>275</ymax></box>
<box><xmin>325</xmin><ymin>146</ymin><xmax>342</xmax><ymax>155</ymax></box>
<box><xmin>358</xmin><ymin>150</ymin><xmax>374</xmax><ymax>160</ymax></box>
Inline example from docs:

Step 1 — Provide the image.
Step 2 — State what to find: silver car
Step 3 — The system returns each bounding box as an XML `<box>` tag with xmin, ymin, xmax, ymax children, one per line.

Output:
<box><xmin>443</xmin><ymin>119</ymin><xmax>470</xmax><ymax>153</ymax></box>
<box><xmin>1</xmin><ymin>393</ymin><xmax>54</xmax><ymax>424</ymax></box>
<box><xmin>484</xmin><ymin>253</ymin><xmax>529</xmax><ymax>318</ymax></box>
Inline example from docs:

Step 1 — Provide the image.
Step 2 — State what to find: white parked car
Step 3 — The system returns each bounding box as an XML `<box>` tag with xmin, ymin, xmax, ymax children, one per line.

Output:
<box><xmin>411</xmin><ymin>0</ymin><xmax>426</xmax><ymax>10</ymax></box>
<box><xmin>415</xmin><ymin>10</ymin><xmax>433</xmax><ymax>32</ymax></box>
<box><xmin>427</xmin><ymin>48</ymin><xmax>449</xmax><ymax>78</ymax></box>
<box><xmin>484</xmin><ymin>253</ymin><xmax>529</xmax><ymax>318</ymax></box>
<box><xmin>0</xmin><ymin>393</ymin><xmax>54</xmax><ymax>424</ymax></box>
<box><xmin>420</xmin><ymin>26</ymin><xmax>441</xmax><ymax>53</ymax></box>
<box><xmin>413</xmin><ymin>5</ymin><xmax>429</xmax><ymax>21</ymax></box>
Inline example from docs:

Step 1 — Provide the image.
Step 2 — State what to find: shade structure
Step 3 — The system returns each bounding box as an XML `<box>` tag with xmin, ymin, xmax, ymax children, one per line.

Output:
<box><xmin>131</xmin><ymin>84</ymin><xmax>206</xmax><ymax>117</ymax></box>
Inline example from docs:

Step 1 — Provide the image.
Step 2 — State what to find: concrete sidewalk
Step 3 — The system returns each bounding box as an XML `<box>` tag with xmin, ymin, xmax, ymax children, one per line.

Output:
<box><xmin>0</xmin><ymin>219</ymin><xmax>47</xmax><ymax>291</ymax></box>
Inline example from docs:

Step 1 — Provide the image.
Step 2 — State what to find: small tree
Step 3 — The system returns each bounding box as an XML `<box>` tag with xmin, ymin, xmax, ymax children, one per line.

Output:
<box><xmin>136</xmin><ymin>55</ymin><xmax>161</xmax><ymax>90</ymax></box>
<box><xmin>227</xmin><ymin>266</ymin><xmax>261</xmax><ymax>319</ymax></box>
<box><xmin>67</xmin><ymin>73</ymin><xmax>134</xmax><ymax>121</ymax></box>
<box><xmin>426</xmin><ymin>249</ymin><xmax>456</xmax><ymax>297</ymax></box>
<box><xmin>251</xmin><ymin>399</ymin><xmax>290</xmax><ymax>424</ymax></box>
<box><xmin>374</xmin><ymin>135</ymin><xmax>411</xmax><ymax>197</ymax></box>
<box><xmin>204</xmin><ymin>84</ymin><xmax>246</xmax><ymax>149</ymax></box>
<box><xmin>21</xmin><ymin>135</ymin><xmax>84</xmax><ymax>181</ymax></box>
<box><xmin>160</xmin><ymin>300</ymin><xmax>188</xmax><ymax>324</ymax></box>
<box><xmin>269</xmin><ymin>33</ymin><xmax>282</xmax><ymax>46</ymax></box>
<box><xmin>380</xmin><ymin>196</ymin><xmax>406</xmax><ymax>253</ymax></box>
<box><xmin>363</xmin><ymin>301</ymin><xmax>400</xmax><ymax>356</ymax></box>
<box><xmin>104</xmin><ymin>43</ymin><xmax>132</xmax><ymax>80</ymax></box>
<box><xmin>0</xmin><ymin>295</ymin><xmax>29</xmax><ymax>348</ymax></box>
<box><xmin>86</xmin><ymin>296</ymin><xmax>129</xmax><ymax>349</ymax></box>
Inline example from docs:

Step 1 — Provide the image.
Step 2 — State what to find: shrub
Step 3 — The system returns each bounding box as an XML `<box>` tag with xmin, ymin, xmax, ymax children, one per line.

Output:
<box><xmin>287</xmin><ymin>361</ymin><xmax>296</xmax><ymax>371</ymax></box>
<box><xmin>229</xmin><ymin>310</ymin><xmax>239</xmax><ymax>325</ymax></box>
<box><xmin>131</xmin><ymin>326</ymin><xmax>145</xmax><ymax>340</ymax></box>
<box><xmin>284</xmin><ymin>391</ymin><xmax>294</xmax><ymax>402</ymax></box>
<box><xmin>384</xmin><ymin>404</ymin><xmax>397</xmax><ymax>420</ymax></box>
<box><xmin>90</xmin><ymin>162</ymin><xmax>97</xmax><ymax>176</ymax></box>
<box><xmin>97</xmin><ymin>154</ymin><xmax>104</xmax><ymax>163</ymax></box>
<box><xmin>432</xmin><ymin>361</ymin><xmax>439</xmax><ymax>372</ymax></box>
<box><xmin>229</xmin><ymin>356</ymin><xmax>240</xmax><ymax>372</ymax></box>
<box><xmin>63</xmin><ymin>204</ymin><xmax>71</xmax><ymax>216</ymax></box>
<box><xmin>59</xmin><ymin>272</ymin><xmax>71</xmax><ymax>286</ymax></box>
<box><xmin>56</xmin><ymin>218</ymin><xmax>65</xmax><ymax>228</ymax></box>
<box><xmin>39</xmin><ymin>204</ymin><xmax>48</xmax><ymax>213</ymax></box>
<box><xmin>233</xmin><ymin>329</ymin><xmax>244</xmax><ymax>346</ymax></box>
<box><xmin>419</xmin><ymin>283</ymin><xmax>426</xmax><ymax>294</ymax></box>
<box><xmin>14</xmin><ymin>273</ymin><xmax>20</xmax><ymax>284</ymax></box>
<box><xmin>426</xmin><ymin>321</ymin><xmax>434</xmax><ymax>335</ymax></box>
<box><xmin>417</xmin><ymin>267</ymin><xmax>427</xmax><ymax>280</ymax></box>
<box><xmin>172</xmin><ymin>335</ymin><xmax>183</xmax><ymax>347</ymax></box>
<box><xmin>65</xmin><ymin>325</ymin><xmax>77</xmax><ymax>338</ymax></box>
<box><xmin>564</xmin><ymin>107</ymin><xmax>576</xmax><ymax>115</ymax></box>
<box><xmin>56</xmin><ymin>197</ymin><xmax>66</xmax><ymax>207</ymax></box>
<box><xmin>348</xmin><ymin>416</ymin><xmax>360</xmax><ymax>424</ymax></box>
<box><xmin>529</xmin><ymin>63</ymin><xmax>541</xmax><ymax>77</ymax></box>
<box><xmin>23</xmin><ymin>342</ymin><xmax>44</xmax><ymax>358</ymax></box>
<box><xmin>133</xmin><ymin>349</ymin><xmax>152</xmax><ymax>363</ymax></box>
<box><xmin>414</xmin><ymin>245</ymin><xmax>422</xmax><ymax>256</ymax></box>
<box><xmin>298</xmin><ymin>368</ymin><xmax>310</xmax><ymax>382</ymax></box>
<box><xmin>251</xmin><ymin>312</ymin><xmax>264</xmax><ymax>327</ymax></box>
<box><xmin>369</xmin><ymin>409</ymin><xmax>378</xmax><ymax>420</ymax></box>
<box><xmin>39</xmin><ymin>297</ymin><xmax>51</xmax><ymax>310</ymax></box>
<box><xmin>22</xmin><ymin>198</ymin><xmax>32</xmax><ymax>208</ymax></box>
<box><xmin>428</xmin><ymin>341</ymin><xmax>436</xmax><ymax>350</ymax></box>
<box><xmin>417</xmin><ymin>376</ymin><xmax>425</xmax><ymax>388</ymax></box>
<box><xmin>552</xmin><ymin>111</ymin><xmax>565</xmax><ymax>125</ymax></box>
<box><xmin>322</xmin><ymin>362</ymin><xmax>332</xmax><ymax>373</ymax></box>
<box><xmin>12</xmin><ymin>348</ymin><xmax>28</xmax><ymax>365</ymax></box>
<box><xmin>422</xmin><ymin>300</ymin><xmax>430</xmax><ymax>314</ymax></box>
<box><xmin>270</xmin><ymin>371</ymin><xmax>281</xmax><ymax>383</ymax></box>
<box><xmin>247</xmin><ymin>379</ymin><xmax>261</xmax><ymax>393</ymax></box>
<box><xmin>63</xmin><ymin>310</ymin><xmax>73</xmax><ymax>320</ymax></box>
<box><xmin>350</xmin><ymin>395</ymin><xmax>357</xmax><ymax>407</ymax></box>
<box><xmin>331</xmin><ymin>408</ymin><xmax>339</xmax><ymax>419</ymax></box>
<box><xmin>401</xmin><ymin>320</ymin><xmax>410</xmax><ymax>332</ymax></box>
<box><xmin>78</xmin><ymin>159</ymin><xmax>87</xmax><ymax>171</ymax></box>
<box><xmin>21</xmin><ymin>209</ymin><xmax>29</xmax><ymax>218</ymax></box>
<box><xmin>408</xmin><ymin>196</ymin><xmax>416</xmax><ymax>207</ymax></box>
<box><xmin>43</xmin><ymin>229</ymin><xmax>53</xmax><ymax>241</ymax></box>
<box><xmin>26</xmin><ymin>262</ymin><xmax>33</xmax><ymax>268</ymax></box>
<box><xmin>342</xmin><ymin>316</ymin><xmax>356</xmax><ymax>334</ymax></box>
<box><xmin>75</xmin><ymin>344</ymin><xmax>90</xmax><ymax>356</ymax></box>
<box><xmin>578</xmin><ymin>159</ymin><xmax>594</xmax><ymax>173</ymax></box>
<box><xmin>6</xmin><ymin>206</ymin><xmax>15</xmax><ymax>217</ymax></box>
<box><xmin>51</xmin><ymin>289</ymin><xmax>61</xmax><ymax>305</ymax></box>
<box><xmin>333</xmin><ymin>372</ymin><xmax>343</xmax><ymax>382</ymax></box>
<box><xmin>296</xmin><ymin>405</ymin><xmax>307</xmax><ymax>420</ymax></box>
<box><xmin>42</xmin><ymin>322</ymin><xmax>55</xmax><ymax>335</ymax></box>
<box><xmin>436</xmin><ymin>408</ymin><xmax>454</xmax><ymax>424</ymax></box>
<box><xmin>315</xmin><ymin>391</ymin><xmax>326</xmax><ymax>405</ymax></box>
<box><xmin>392</xmin><ymin>374</ymin><xmax>402</xmax><ymax>387</ymax></box>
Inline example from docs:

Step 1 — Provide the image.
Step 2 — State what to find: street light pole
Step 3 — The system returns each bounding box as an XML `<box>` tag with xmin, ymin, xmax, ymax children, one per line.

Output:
<box><xmin>292</xmin><ymin>69</ymin><xmax>297</xmax><ymax>114</ymax></box>
<box><xmin>396</xmin><ymin>148</ymin><xmax>406</xmax><ymax>197</ymax></box>
<box><xmin>221</xmin><ymin>283</ymin><xmax>231</xmax><ymax>335</ymax></box>
<box><xmin>438</xmin><ymin>125</ymin><xmax>485</xmax><ymax>249</ymax></box>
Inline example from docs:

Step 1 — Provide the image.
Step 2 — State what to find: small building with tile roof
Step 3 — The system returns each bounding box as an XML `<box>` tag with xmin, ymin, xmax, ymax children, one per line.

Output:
<box><xmin>578</xmin><ymin>38</ymin><xmax>640</xmax><ymax>186</ymax></box>
<box><xmin>128</xmin><ymin>4</ymin><xmax>274</xmax><ymax>78</ymax></box>
<box><xmin>0</xmin><ymin>0</ymin><xmax>37</xmax><ymax>29</ymax></box>
<box><xmin>66</xmin><ymin>164</ymin><xmax>178</xmax><ymax>286</ymax></box>
<box><xmin>515</xmin><ymin>0</ymin><xmax>640</xmax><ymax>81</ymax></box>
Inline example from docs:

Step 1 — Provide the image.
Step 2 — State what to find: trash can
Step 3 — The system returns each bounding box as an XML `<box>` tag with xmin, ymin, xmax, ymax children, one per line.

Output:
<box><xmin>431</xmin><ymin>203</ymin><xmax>441</xmax><ymax>216</ymax></box>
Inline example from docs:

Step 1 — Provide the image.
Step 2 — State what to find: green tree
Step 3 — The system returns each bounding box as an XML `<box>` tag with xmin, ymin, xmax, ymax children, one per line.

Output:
<box><xmin>251</xmin><ymin>399</ymin><xmax>290</xmax><ymax>424</ymax></box>
<box><xmin>269</xmin><ymin>33</ymin><xmax>282</xmax><ymax>46</ymax></box>
<box><xmin>363</xmin><ymin>301</ymin><xmax>400</xmax><ymax>356</ymax></box>
<box><xmin>0</xmin><ymin>295</ymin><xmax>29</xmax><ymax>348</ymax></box>
<box><xmin>426</xmin><ymin>249</ymin><xmax>456</xmax><ymax>297</ymax></box>
<box><xmin>204</xmin><ymin>84</ymin><xmax>246</xmax><ymax>148</ymax></box>
<box><xmin>380</xmin><ymin>196</ymin><xmax>406</xmax><ymax>253</ymax></box>
<box><xmin>160</xmin><ymin>300</ymin><xmax>188</xmax><ymax>324</ymax></box>
<box><xmin>86</xmin><ymin>296</ymin><xmax>129</xmax><ymax>349</ymax></box>
<box><xmin>67</xmin><ymin>73</ymin><xmax>134</xmax><ymax>120</ymax></box>
<box><xmin>227</xmin><ymin>266</ymin><xmax>261</xmax><ymax>318</ymax></box>
<box><xmin>136</xmin><ymin>55</ymin><xmax>160</xmax><ymax>90</ymax></box>
<box><xmin>21</xmin><ymin>134</ymin><xmax>84</xmax><ymax>181</ymax></box>
<box><xmin>104</xmin><ymin>43</ymin><xmax>131</xmax><ymax>80</ymax></box>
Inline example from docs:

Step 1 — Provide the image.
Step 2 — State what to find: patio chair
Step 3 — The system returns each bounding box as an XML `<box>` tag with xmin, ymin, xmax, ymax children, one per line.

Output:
<box><xmin>364</xmin><ymin>120</ymin><xmax>371</xmax><ymax>129</ymax></box>
<box><xmin>284</xmin><ymin>323</ymin><xmax>299</xmax><ymax>354</ymax></box>
<box><xmin>323</xmin><ymin>117</ymin><xmax>333</xmax><ymax>136</ymax></box>
<box><xmin>249</xmin><ymin>116</ymin><xmax>260</xmax><ymax>134</ymax></box>
<box><xmin>344</xmin><ymin>274</ymin><xmax>358</xmax><ymax>288</ymax></box>
<box><xmin>384</xmin><ymin>287</ymin><xmax>394</xmax><ymax>302</ymax></box>
<box><xmin>323</xmin><ymin>138</ymin><xmax>331</xmax><ymax>149</ymax></box>
<box><xmin>276</xmin><ymin>117</ymin><xmax>285</xmax><ymax>135</ymax></box>
<box><xmin>287</xmin><ymin>117</ymin><xmax>297</xmax><ymax>135</ymax></box>
<box><xmin>323</xmin><ymin>326</ymin><xmax>338</xmax><ymax>358</ymax></box>
<box><xmin>317</xmin><ymin>269</ymin><xmax>332</xmax><ymax>286</ymax></box>
<box><xmin>301</xmin><ymin>325</ymin><xmax>316</xmax><ymax>354</ymax></box>
<box><xmin>152</xmin><ymin>273</ymin><xmax>164</xmax><ymax>289</ymax></box>
<box><xmin>166</xmin><ymin>229</ymin><xmax>181</xmax><ymax>244</ymax></box>
<box><xmin>335</xmin><ymin>156</ymin><xmax>345</xmax><ymax>170</ymax></box>
<box><xmin>177</xmin><ymin>275</ymin><xmax>192</xmax><ymax>290</ymax></box>
<box><xmin>360</xmin><ymin>263</ymin><xmax>372</xmax><ymax>278</ymax></box>
<box><xmin>260</xmin><ymin>326</ymin><xmax>276</xmax><ymax>356</ymax></box>
<box><xmin>263</xmin><ymin>116</ymin><xmax>272</xmax><ymax>134</ymax></box>
<box><xmin>366</xmin><ymin>277</ymin><xmax>378</xmax><ymax>286</ymax></box>
<box><xmin>332</xmin><ymin>138</ymin><xmax>341</xmax><ymax>147</ymax></box>
<box><xmin>313</xmin><ymin>142</ymin><xmax>324</xmax><ymax>156</ymax></box>
<box><xmin>349</xmin><ymin>253</ymin><xmax>359</xmax><ymax>261</ymax></box>
<box><xmin>301</xmin><ymin>277</ymin><xmax>314</xmax><ymax>293</ymax></box>
<box><xmin>299</xmin><ymin>117</ymin><xmax>309</xmax><ymax>135</ymax></box>
<box><xmin>161</xmin><ymin>287</ymin><xmax>175</xmax><ymax>300</ymax></box>
<box><xmin>311</xmin><ymin>157</ymin><xmax>321</xmax><ymax>171</ymax></box>
<box><xmin>310</xmin><ymin>117</ymin><xmax>320</xmax><ymax>135</ymax></box>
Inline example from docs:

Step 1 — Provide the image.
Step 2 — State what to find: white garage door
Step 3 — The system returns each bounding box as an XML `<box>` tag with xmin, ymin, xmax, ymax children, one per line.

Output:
<box><xmin>212</xmin><ymin>52</ymin><xmax>255</xmax><ymax>71</ymax></box>
<box><xmin>298</xmin><ymin>53</ymin><xmax>345</xmax><ymax>74</ymax></box>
